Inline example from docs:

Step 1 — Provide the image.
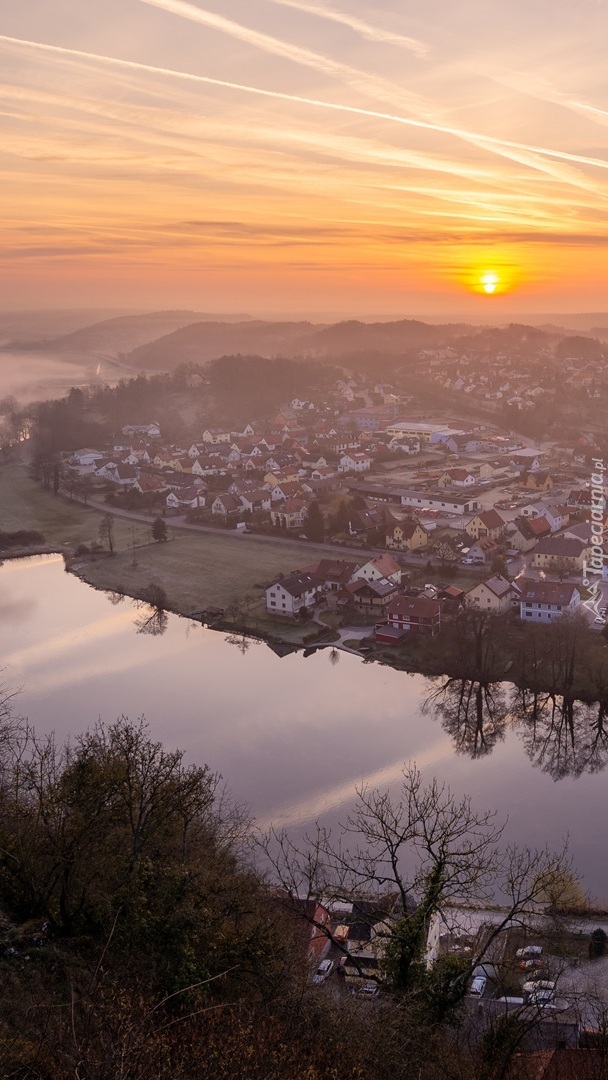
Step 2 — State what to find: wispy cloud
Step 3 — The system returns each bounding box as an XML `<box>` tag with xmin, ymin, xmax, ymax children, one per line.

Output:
<box><xmin>265</xmin><ymin>0</ymin><xmax>428</xmax><ymax>56</ymax></box>
<box><xmin>5</xmin><ymin>33</ymin><xmax>602</xmax><ymax>181</ymax></box>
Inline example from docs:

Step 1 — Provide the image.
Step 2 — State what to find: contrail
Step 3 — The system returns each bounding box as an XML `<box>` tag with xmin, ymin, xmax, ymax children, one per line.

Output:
<box><xmin>140</xmin><ymin>0</ymin><xmax>429</xmax><ymax>116</ymax></box>
<box><xmin>265</xmin><ymin>0</ymin><xmax>428</xmax><ymax>56</ymax></box>
<box><xmin>2</xmin><ymin>32</ymin><xmax>608</xmax><ymax>174</ymax></box>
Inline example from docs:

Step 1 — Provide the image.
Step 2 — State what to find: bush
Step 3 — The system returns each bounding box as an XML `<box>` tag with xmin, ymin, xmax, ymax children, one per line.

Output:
<box><xmin>0</xmin><ymin>529</ymin><xmax>46</xmax><ymax>548</ymax></box>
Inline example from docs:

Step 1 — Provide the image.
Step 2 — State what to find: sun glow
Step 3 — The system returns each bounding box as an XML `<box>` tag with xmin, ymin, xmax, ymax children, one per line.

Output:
<box><xmin>481</xmin><ymin>272</ymin><xmax>499</xmax><ymax>294</ymax></box>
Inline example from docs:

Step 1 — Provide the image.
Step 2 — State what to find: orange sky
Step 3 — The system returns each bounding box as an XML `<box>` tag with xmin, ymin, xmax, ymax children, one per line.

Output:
<box><xmin>1</xmin><ymin>1</ymin><xmax>607</xmax><ymax>316</ymax></box>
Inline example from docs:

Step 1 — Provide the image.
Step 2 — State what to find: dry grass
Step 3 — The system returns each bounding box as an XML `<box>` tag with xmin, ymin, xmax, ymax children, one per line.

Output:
<box><xmin>0</xmin><ymin>461</ymin><xmax>320</xmax><ymax>615</ymax></box>
<box><xmin>75</xmin><ymin>528</ymin><xmax>313</xmax><ymax>615</ymax></box>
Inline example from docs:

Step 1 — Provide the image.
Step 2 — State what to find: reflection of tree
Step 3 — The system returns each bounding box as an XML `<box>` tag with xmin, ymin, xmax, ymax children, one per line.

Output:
<box><xmin>328</xmin><ymin>647</ymin><xmax>340</xmax><ymax>666</ymax></box>
<box><xmin>423</xmin><ymin>677</ymin><xmax>508</xmax><ymax>758</ymax></box>
<box><xmin>106</xmin><ymin>590</ymin><xmax>125</xmax><ymax>606</ymax></box>
<box><xmin>512</xmin><ymin>689</ymin><xmax>608</xmax><ymax>780</ymax></box>
<box><xmin>134</xmin><ymin>581</ymin><xmax>168</xmax><ymax>637</ymax></box>
<box><xmin>135</xmin><ymin>607</ymin><xmax>168</xmax><ymax>636</ymax></box>
<box><xmin>224</xmin><ymin>632</ymin><xmax>258</xmax><ymax>655</ymax></box>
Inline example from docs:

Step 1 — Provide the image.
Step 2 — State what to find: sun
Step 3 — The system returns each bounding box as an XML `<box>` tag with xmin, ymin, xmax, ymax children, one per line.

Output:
<box><xmin>480</xmin><ymin>272</ymin><xmax>499</xmax><ymax>294</ymax></box>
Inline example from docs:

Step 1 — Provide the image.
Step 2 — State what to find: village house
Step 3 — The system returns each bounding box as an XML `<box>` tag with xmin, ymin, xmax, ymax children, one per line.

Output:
<box><xmin>345</xmin><ymin>506</ymin><xmax>399</xmax><ymax>543</ymax></box>
<box><xmin>465</xmin><ymin>509</ymin><xmax>506</xmax><ymax>541</ymax></box>
<box><xmin>379</xmin><ymin>595</ymin><xmax>442</xmax><ymax>637</ymax></box>
<box><xmin>519</xmin><ymin>580</ymin><xmax>581</xmax><ymax>623</ymax></box>
<box><xmin>165</xmin><ymin>486</ymin><xmax>206</xmax><ymax>510</ymax></box>
<box><xmin>466</xmin><ymin>536</ymin><xmax>501</xmax><ymax>564</ymax></box>
<box><xmin>71</xmin><ymin>447</ymin><xmax>106</xmax><ymax>469</ymax></box>
<box><xmin>532</xmin><ymin>537</ymin><xmax>588</xmax><ymax>572</ymax></box>
<box><xmin>465</xmin><ymin>574</ymin><xmax>521</xmax><ymax>614</ymax></box>
<box><xmin>122</xmin><ymin>422</ymin><xmax>160</xmax><ymax>438</ymax></box>
<box><xmin>525</xmin><ymin>470</ymin><xmax>554</xmax><ymax>492</ymax></box>
<box><xmin>386</xmin><ymin>518</ymin><xmax>429</xmax><ymax>552</ymax></box>
<box><xmin>270</xmin><ymin>480</ymin><xmax>308</xmax><ymax>503</ymax></box>
<box><xmin>347</xmin><ymin>577</ymin><xmax>399</xmax><ymax>614</ymax></box>
<box><xmin>201</xmin><ymin>428</ymin><xmax>232</xmax><ymax>444</ymax></box>
<box><xmin>270</xmin><ymin>498</ymin><xmax>309</xmax><ymax>530</ymax></box>
<box><xmin>506</xmin><ymin>516</ymin><xmax>550</xmax><ymax>552</ymax></box>
<box><xmin>238</xmin><ymin>489</ymin><xmax>271</xmax><ymax>513</ymax></box>
<box><xmin>338</xmin><ymin>452</ymin><xmax>372</xmax><ymax>474</ymax></box>
<box><xmin>438</xmin><ymin>468</ymin><xmax>476</xmax><ymax>488</ymax></box>
<box><xmin>265</xmin><ymin>572</ymin><xmax>321</xmax><ymax>617</ymax></box>
<box><xmin>211</xmin><ymin>493</ymin><xmax>242</xmax><ymax>518</ymax></box>
<box><xmin>352</xmin><ymin>553</ymin><xmax>402</xmax><ymax>586</ymax></box>
<box><xmin>304</xmin><ymin>558</ymin><xmax>362</xmax><ymax>592</ymax></box>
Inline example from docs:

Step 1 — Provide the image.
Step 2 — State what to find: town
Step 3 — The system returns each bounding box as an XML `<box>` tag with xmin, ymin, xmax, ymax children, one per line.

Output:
<box><xmin>22</xmin><ymin>341</ymin><xmax>604</xmax><ymax>663</ymax></box>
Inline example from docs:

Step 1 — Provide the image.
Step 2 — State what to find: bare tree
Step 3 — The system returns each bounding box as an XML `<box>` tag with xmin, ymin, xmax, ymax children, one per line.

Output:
<box><xmin>260</xmin><ymin>763</ymin><xmax>575</xmax><ymax>1000</ymax></box>
<box><xmin>98</xmin><ymin>513</ymin><xmax>115</xmax><ymax>555</ymax></box>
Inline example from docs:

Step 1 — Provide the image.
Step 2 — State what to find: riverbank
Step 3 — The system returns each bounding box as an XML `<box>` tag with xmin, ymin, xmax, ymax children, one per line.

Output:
<box><xmin>2</xmin><ymin>461</ymin><xmax>607</xmax><ymax>702</ymax></box>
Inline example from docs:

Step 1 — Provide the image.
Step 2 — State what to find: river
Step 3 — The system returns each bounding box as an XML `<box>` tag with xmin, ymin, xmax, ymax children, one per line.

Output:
<box><xmin>1</xmin><ymin>554</ymin><xmax>607</xmax><ymax>902</ymax></box>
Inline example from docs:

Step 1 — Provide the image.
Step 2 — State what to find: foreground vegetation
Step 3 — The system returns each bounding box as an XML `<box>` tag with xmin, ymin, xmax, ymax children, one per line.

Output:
<box><xmin>0</xmin><ymin>691</ymin><xmax>597</xmax><ymax>1080</ymax></box>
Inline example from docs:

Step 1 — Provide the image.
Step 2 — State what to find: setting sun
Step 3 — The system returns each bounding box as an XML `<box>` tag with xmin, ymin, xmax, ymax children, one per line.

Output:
<box><xmin>481</xmin><ymin>272</ymin><xmax>499</xmax><ymax>294</ymax></box>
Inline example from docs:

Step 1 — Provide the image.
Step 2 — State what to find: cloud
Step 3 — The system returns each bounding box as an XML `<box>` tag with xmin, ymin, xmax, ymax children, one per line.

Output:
<box><xmin>3</xmin><ymin>32</ymin><xmax>606</xmax><ymax>180</ymax></box>
<box><xmin>265</xmin><ymin>0</ymin><xmax>428</xmax><ymax>56</ymax></box>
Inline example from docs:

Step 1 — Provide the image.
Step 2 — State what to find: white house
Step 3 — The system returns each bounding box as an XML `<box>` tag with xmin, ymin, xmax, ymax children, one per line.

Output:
<box><xmin>519</xmin><ymin>580</ymin><xmax>581</xmax><ymax>623</ymax></box>
<box><xmin>339</xmin><ymin>453</ymin><xmax>372</xmax><ymax>473</ymax></box>
<box><xmin>265</xmin><ymin>571</ymin><xmax>321</xmax><ymax>616</ymax></box>
<box><xmin>352</xmin><ymin>554</ymin><xmax>402</xmax><ymax>586</ymax></box>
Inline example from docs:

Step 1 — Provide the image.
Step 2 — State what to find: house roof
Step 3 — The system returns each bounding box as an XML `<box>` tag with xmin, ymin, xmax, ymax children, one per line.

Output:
<box><xmin>388</xmin><ymin>595</ymin><xmax>441</xmax><ymax>618</ymax></box>
<box><xmin>311</xmin><ymin>558</ymin><xmax>362</xmax><ymax>585</ymax></box>
<box><xmin>272</xmin><ymin>571</ymin><xmax>322</xmax><ymax>597</ymax></box>
<box><xmin>519</xmin><ymin>579</ymin><xmax>579</xmax><ymax>605</ymax></box>
<box><xmin>397</xmin><ymin>518</ymin><xmax>427</xmax><ymax>540</ymax></box>
<box><xmin>364</xmin><ymin>553</ymin><xmax>401</xmax><ymax>576</ymax></box>
<box><xmin>470</xmin><ymin>574</ymin><xmax>519</xmax><ymax>599</ymax></box>
<box><xmin>348</xmin><ymin>577</ymin><xmax>398</xmax><ymax>598</ymax></box>
<box><xmin>535</xmin><ymin>537</ymin><xmax>586</xmax><ymax>557</ymax></box>
<box><xmin>472</xmin><ymin>508</ymin><xmax>506</xmax><ymax>530</ymax></box>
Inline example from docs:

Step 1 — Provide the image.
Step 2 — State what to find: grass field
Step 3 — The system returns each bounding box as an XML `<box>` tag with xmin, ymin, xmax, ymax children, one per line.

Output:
<box><xmin>0</xmin><ymin>461</ymin><xmax>319</xmax><ymax>625</ymax></box>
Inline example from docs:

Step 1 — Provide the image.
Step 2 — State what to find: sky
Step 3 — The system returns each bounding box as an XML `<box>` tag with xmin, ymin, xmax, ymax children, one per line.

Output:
<box><xmin>1</xmin><ymin>0</ymin><xmax>607</xmax><ymax>317</ymax></box>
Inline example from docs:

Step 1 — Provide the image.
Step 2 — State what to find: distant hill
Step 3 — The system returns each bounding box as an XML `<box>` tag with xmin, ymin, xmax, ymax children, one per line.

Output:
<box><xmin>46</xmin><ymin>310</ymin><xmax>253</xmax><ymax>360</ymax></box>
<box><xmin>128</xmin><ymin>317</ymin><xmax>478</xmax><ymax>370</ymax></box>
<box><xmin>0</xmin><ymin>309</ymin><xmax>132</xmax><ymax>347</ymax></box>
<box><xmin>127</xmin><ymin>316</ymin><xmax>560</xmax><ymax>370</ymax></box>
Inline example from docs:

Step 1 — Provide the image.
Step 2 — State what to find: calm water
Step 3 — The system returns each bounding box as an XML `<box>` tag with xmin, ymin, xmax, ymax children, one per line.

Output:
<box><xmin>1</xmin><ymin>555</ymin><xmax>607</xmax><ymax>901</ymax></box>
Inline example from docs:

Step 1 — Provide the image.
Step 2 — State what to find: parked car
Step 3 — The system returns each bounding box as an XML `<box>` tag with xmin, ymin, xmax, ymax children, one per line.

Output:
<box><xmin>356</xmin><ymin>982</ymin><xmax>380</xmax><ymax>998</ymax></box>
<box><xmin>523</xmin><ymin>979</ymin><xmax>555</xmax><ymax>1001</ymax></box>
<box><xmin>469</xmin><ymin>976</ymin><xmax>487</xmax><ymax>996</ymax></box>
<box><xmin>519</xmin><ymin>958</ymin><xmax>542</xmax><ymax>970</ymax></box>
<box><xmin>312</xmin><ymin>959</ymin><xmax>335</xmax><ymax>985</ymax></box>
<box><xmin>516</xmin><ymin>946</ymin><xmax>543</xmax><ymax>958</ymax></box>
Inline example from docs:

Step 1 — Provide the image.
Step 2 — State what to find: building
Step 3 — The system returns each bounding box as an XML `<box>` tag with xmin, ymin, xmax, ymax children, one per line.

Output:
<box><xmin>265</xmin><ymin>572</ymin><xmax>322</xmax><ymax>617</ymax></box>
<box><xmin>465</xmin><ymin>575</ymin><xmax>521</xmax><ymax>614</ymax></box>
<box><xmin>381</xmin><ymin>595</ymin><xmax>442</xmax><ymax>636</ymax></box>
<box><xmin>349</xmin><ymin>483</ymin><xmax>478</xmax><ymax>515</ymax></box>
<box><xmin>532</xmin><ymin>537</ymin><xmax>588</xmax><ymax>573</ymax></box>
<box><xmin>519</xmin><ymin>580</ymin><xmax>581</xmax><ymax>623</ymax></box>
<box><xmin>270</xmin><ymin>498</ymin><xmax>309</xmax><ymax>530</ymax></box>
<box><xmin>346</xmin><ymin>577</ymin><xmax>399</xmax><ymax>614</ymax></box>
<box><xmin>352</xmin><ymin>554</ymin><xmax>402</xmax><ymax>586</ymax></box>
<box><xmin>386</xmin><ymin>519</ymin><xmax>429</xmax><ymax>551</ymax></box>
<box><xmin>384</xmin><ymin>421</ymin><xmax>463</xmax><ymax>444</ymax></box>
<box><xmin>465</xmin><ymin>509</ymin><xmax>507</xmax><ymax>541</ymax></box>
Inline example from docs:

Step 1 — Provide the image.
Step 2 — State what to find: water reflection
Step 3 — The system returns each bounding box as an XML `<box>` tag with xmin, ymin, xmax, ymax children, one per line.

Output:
<box><xmin>512</xmin><ymin>690</ymin><xmax>608</xmax><ymax>780</ymax></box>
<box><xmin>422</xmin><ymin>678</ymin><xmax>508</xmax><ymax>758</ymax></box>
<box><xmin>423</xmin><ymin>677</ymin><xmax>608</xmax><ymax>781</ymax></box>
